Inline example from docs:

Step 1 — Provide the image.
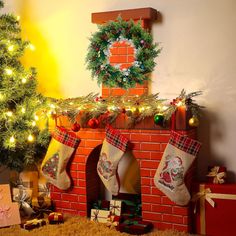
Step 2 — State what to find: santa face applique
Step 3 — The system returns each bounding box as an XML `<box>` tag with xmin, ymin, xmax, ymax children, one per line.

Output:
<box><xmin>158</xmin><ymin>155</ymin><xmax>184</xmax><ymax>191</ymax></box>
<box><xmin>97</xmin><ymin>152</ymin><xmax>114</xmax><ymax>180</ymax></box>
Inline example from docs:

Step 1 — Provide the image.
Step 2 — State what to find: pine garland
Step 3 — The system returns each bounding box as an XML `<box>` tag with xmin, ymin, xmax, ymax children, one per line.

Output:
<box><xmin>48</xmin><ymin>90</ymin><xmax>203</xmax><ymax>128</ymax></box>
<box><xmin>86</xmin><ymin>17</ymin><xmax>161</xmax><ymax>89</ymax></box>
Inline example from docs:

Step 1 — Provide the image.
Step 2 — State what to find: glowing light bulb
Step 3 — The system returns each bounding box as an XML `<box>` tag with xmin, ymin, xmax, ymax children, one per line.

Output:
<box><xmin>28</xmin><ymin>134</ymin><xmax>34</xmax><ymax>142</ymax></box>
<box><xmin>32</xmin><ymin>121</ymin><xmax>36</xmax><ymax>126</ymax></box>
<box><xmin>10</xmin><ymin>136</ymin><xmax>15</xmax><ymax>143</ymax></box>
<box><xmin>5</xmin><ymin>68</ymin><xmax>13</xmax><ymax>75</ymax></box>
<box><xmin>69</xmin><ymin>102</ymin><xmax>74</xmax><ymax>105</ymax></box>
<box><xmin>176</xmin><ymin>101</ymin><xmax>184</xmax><ymax>107</ymax></box>
<box><xmin>8</xmin><ymin>45</ymin><xmax>14</xmax><ymax>52</ymax></box>
<box><xmin>21</xmin><ymin>107</ymin><xmax>26</xmax><ymax>113</ymax></box>
<box><xmin>50</xmin><ymin>104</ymin><xmax>56</xmax><ymax>109</ymax></box>
<box><xmin>22</xmin><ymin>78</ymin><xmax>27</xmax><ymax>84</ymax></box>
<box><xmin>29</xmin><ymin>44</ymin><xmax>35</xmax><ymax>51</ymax></box>
<box><xmin>6</xmin><ymin>111</ymin><xmax>13</xmax><ymax>117</ymax></box>
<box><xmin>0</xmin><ymin>93</ymin><xmax>4</xmax><ymax>101</ymax></box>
<box><xmin>34</xmin><ymin>115</ymin><xmax>39</xmax><ymax>121</ymax></box>
<box><xmin>16</xmin><ymin>15</ymin><xmax>20</xmax><ymax>21</ymax></box>
<box><xmin>162</xmin><ymin>106</ymin><xmax>168</xmax><ymax>111</ymax></box>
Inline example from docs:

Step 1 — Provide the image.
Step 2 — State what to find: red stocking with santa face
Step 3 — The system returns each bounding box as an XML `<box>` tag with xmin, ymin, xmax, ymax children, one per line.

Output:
<box><xmin>154</xmin><ymin>131</ymin><xmax>201</xmax><ymax>206</ymax></box>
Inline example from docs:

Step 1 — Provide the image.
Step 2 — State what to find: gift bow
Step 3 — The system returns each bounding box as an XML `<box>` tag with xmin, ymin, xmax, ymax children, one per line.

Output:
<box><xmin>206</xmin><ymin>166</ymin><xmax>226</xmax><ymax>184</ymax></box>
<box><xmin>191</xmin><ymin>188</ymin><xmax>215</xmax><ymax>213</ymax></box>
<box><xmin>92</xmin><ymin>209</ymin><xmax>99</xmax><ymax>222</ymax></box>
<box><xmin>110</xmin><ymin>201</ymin><xmax>121</xmax><ymax>214</ymax></box>
<box><xmin>25</xmin><ymin>219</ymin><xmax>44</xmax><ymax>227</ymax></box>
<box><xmin>0</xmin><ymin>206</ymin><xmax>11</xmax><ymax>220</ymax></box>
<box><xmin>107</xmin><ymin>215</ymin><xmax>119</xmax><ymax>227</ymax></box>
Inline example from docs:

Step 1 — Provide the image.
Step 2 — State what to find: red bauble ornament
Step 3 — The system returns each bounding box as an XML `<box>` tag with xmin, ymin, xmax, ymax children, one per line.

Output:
<box><xmin>71</xmin><ymin>122</ymin><xmax>80</xmax><ymax>132</ymax></box>
<box><xmin>87</xmin><ymin>118</ymin><xmax>99</xmax><ymax>129</ymax></box>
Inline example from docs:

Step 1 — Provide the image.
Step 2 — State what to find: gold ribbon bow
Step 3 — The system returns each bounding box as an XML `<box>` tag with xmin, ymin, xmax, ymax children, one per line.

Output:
<box><xmin>107</xmin><ymin>215</ymin><xmax>119</xmax><ymax>228</ymax></box>
<box><xmin>206</xmin><ymin>166</ymin><xmax>226</xmax><ymax>184</ymax></box>
<box><xmin>191</xmin><ymin>184</ymin><xmax>236</xmax><ymax>235</ymax></box>
<box><xmin>92</xmin><ymin>210</ymin><xmax>99</xmax><ymax>222</ymax></box>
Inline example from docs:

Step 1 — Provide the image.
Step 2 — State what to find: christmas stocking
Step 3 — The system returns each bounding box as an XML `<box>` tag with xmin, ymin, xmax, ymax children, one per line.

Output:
<box><xmin>97</xmin><ymin>125</ymin><xmax>129</xmax><ymax>196</ymax></box>
<box><xmin>41</xmin><ymin>126</ymin><xmax>80</xmax><ymax>190</ymax></box>
<box><xmin>154</xmin><ymin>131</ymin><xmax>201</xmax><ymax>206</ymax></box>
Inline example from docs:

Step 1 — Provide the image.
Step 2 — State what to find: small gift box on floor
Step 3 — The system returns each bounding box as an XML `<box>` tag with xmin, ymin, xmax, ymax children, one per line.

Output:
<box><xmin>191</xmin><ymin>183</ymin><xmax>236</xmax><ymax>236</ymax></box>
<box><xmin>117</xmin><ymin>219</ymin><xmax>153</xmax><ymax>235</ymax></box>
<box><xmin>109</xmin><ymin>200</ymin><xmax>123</xmax><ymax>216</ymax></box>
<box><xmin>48</xmin><ymin>212</ymin><xmax>64</xmax><ymax>224</ymax></box>
<box><xmin>22</xmin><ymin>218</ymin><xmax>46</xmax><ymax>230</ymax></box>
<box><xmin>90</xmin><ymin>209</ymin><xmax>110</xmax><ymax>223</ymax></box>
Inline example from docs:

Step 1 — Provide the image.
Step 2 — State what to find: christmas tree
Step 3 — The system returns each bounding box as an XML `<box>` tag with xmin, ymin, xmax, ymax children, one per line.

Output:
<box><xmin>0</xmin><ymin>1</ymin><xmax>50</xmax><ymax>171</ymax></box>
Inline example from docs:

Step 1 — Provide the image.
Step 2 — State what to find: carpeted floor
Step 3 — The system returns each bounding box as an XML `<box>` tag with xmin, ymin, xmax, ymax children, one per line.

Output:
<box><xmin>0</xmin><ymin>215</ymin><xmax>195</xmax><ymax>236</ymax></box>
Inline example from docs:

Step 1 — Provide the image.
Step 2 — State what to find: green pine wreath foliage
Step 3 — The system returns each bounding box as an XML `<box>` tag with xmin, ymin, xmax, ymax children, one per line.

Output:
<box><xmin>86</xmin><ymin>17</ymin><xmax>161</xmax><ymax>89</ymax></box>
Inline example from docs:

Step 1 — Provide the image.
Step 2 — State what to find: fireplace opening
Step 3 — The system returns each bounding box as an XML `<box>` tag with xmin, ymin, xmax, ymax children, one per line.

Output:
<box><xmin>86</xmin><ymin>144</ymin><xmax>142</xmax><ymax>217</ymax></box>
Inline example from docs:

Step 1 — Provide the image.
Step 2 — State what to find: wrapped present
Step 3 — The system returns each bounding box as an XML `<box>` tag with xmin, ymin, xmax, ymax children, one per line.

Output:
<box><xmin>90</xmin><ymin>209</ymin><xmax>110</xmax><ymax>223</ymax></box>
<box><xmin>22</xmin><ymin>218</ymin><xmax>46</xmax><ymax>230</ymax></box>
<box><xmin>12</xmin><ymin>187</ymin><xmax>34</xmax><ymax>217</ymax></box>
<box><xmin>0</xmin><ymin>202</ymin><xmax>21</xmax><ymax>228</ymax></box>
<box><xmin>109</xmin><ymin>200</ymin><xmax>122</xmax><ymax>216</ymax></box>
<box><xmin>48</xmin><ymin>212</ymin><xmax>64</xmax><ymax>224</ymax></box>
<box><xmin>0</xmin><ymin>184</ymin><xmax>12</xmax><ymax>204</ymax></box>
<box><xmin>117</xmin><ymin>219</ymin><xmax>153</xmax><ymax>235</ymax></box>
<box><xmin>206</xmin><ymin>166</ymin><xmax>227</xmax><ymax>184</ymax></box>
<box><xmin>19</xmin><ymin>171</ymin><xmax>38</xmax><ymax>198</ymax></box>
<box><xmin>191</xmin><ymin>183</ymin><xmax>236</xmax><ymax>236</ymax></box>
<box><xmin>32</xmin><ymin>196</ymin><xmax>52</xmax><ymax>209</ymax></box>
<box><xmin>92</xmin><ymin>200</ymin><xmax>110</xmax><ymax>210</ymax></box>
<box><xmin>106</xmin><ymin>214</ymin><xmax>121</xmax><ymax>228</ymax></box>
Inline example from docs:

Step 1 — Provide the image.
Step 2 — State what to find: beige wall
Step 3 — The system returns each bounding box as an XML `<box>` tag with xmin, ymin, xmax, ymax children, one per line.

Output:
<box><xmin>5</xmin><ymin>0</ymin><xmax>236</xmax><ymax>181</ymax></box>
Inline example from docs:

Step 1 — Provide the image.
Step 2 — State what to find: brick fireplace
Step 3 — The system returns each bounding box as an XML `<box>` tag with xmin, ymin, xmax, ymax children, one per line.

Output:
<box><xmin>49</xmin><ymin>8</ymin><xmax>197</xmax><ymax>233</ymax></box>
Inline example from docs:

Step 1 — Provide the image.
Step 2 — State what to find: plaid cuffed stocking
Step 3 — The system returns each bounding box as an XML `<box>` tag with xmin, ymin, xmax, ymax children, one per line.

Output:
<box><xmin>97</xmin><ymin>125</ymin><xmax>129</xmax><ymax>196</ymax></box>
<box><xmin>41</xmin><ymin>126</ymin><xmax>80</xmax><ymax>190</ymax></box>
<box><xmin>154</xmin><ymin>131</ymin><xmax>201</xmax><ymax>206</ymax></box>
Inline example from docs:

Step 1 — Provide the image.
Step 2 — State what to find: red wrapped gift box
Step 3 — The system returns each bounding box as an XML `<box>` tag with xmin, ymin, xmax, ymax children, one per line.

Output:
<box><xmin>191</xmin><ymin>183</ymin><xmax>236</xmax><ymax>236</ymax></box>
<box><xmin>48</xmin><ymin>212</ymin><xmax>64</xmax><ymax>224</ymax></box>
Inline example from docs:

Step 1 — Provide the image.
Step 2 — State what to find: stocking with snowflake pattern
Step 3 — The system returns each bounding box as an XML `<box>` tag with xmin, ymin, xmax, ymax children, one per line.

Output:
<box><xmin>154</xmin><ymin>131</ymin><xmax>201</xmax><ymax>206</ymax></box>
<box><xmin>97</xmin><ymin>125</ymin><xmax>129</xmax><ymax>196</ymax></box>
<box><xmin>41</xmin><ymin>126</ymin><xmax>80</xmax><ymax>190</ymax></box>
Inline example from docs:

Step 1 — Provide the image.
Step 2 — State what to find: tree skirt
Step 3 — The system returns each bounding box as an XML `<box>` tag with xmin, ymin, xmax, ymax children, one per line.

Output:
<box><xmin>0</xmin><ymin>215</ymin><xmax>194</xmax><ymax>236</ymax></box>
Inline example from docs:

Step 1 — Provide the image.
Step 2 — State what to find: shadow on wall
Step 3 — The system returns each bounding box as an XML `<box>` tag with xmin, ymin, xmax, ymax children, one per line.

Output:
<box><xmin>19</xmin><ymin>0</ymin><xmax>62</xmax><ymax>98</ymax></box>
<box><xmin>197</xmin><ymin>110</ymin><xmax>236</xmax><ymax>182</ymax></box>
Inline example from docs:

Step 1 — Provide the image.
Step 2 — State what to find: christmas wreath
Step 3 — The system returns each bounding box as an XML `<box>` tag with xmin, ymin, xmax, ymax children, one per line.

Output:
<box><xmin>86</xmin><ymin>17</ymin><xmax>161</xmax><ymax>89</ymax></box>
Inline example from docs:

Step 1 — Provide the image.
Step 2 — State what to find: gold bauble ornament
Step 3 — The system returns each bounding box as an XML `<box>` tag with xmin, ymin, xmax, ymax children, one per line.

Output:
<box><xmin>188</xmin><ymin>116</ymin><xmax>199</xmax><ymax>127</ymax></box>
